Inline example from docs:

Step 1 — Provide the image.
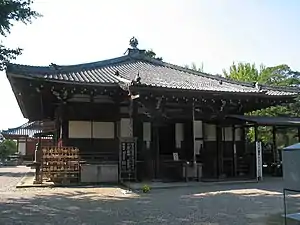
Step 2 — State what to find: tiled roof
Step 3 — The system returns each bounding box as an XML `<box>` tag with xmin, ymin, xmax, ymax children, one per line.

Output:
<box><xmin>1</xmin><ymin>121</ymin><xmax>55</xmax><ymax>138</ymax></box>
<box><xmin>6</xmin><ymin>49</ymin><xmax>298</xmax><ymax>96</ymax></box>
<box><xmin>228</xmin><ymin>115</ymin><xmax>300</xmax><ymax>126</ymax></box>
<box><xmin>1</xmin><ymin>122</ymin><xmax>42</xmax><ymax>137</ymax></box>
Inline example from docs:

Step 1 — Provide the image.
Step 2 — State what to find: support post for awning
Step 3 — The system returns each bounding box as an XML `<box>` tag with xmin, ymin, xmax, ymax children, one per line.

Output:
<box><xmin>192</xmin><ymin>101</ymin><xmax>196</xmax><ymax>164</ymax></box>
<box><xmin>272</xmin><ymin>126</ymin><xmax>277</xmax><ymax>163</ymax></box>
<box><xmin>232</xmin><ymin>125</ymin><xmax>237</xmax><ymax>177</ymax></box>
<box><xmin>254</xmin><ymin>125</ymin><xmax>263</xmax><ymax>181</ymax></box>
<box><xmin>254</xmin><ymin>125</ymin><xmax>258</xmax><ymax>143</ymax></box>
<box><xmin>254</xmin><ymin>125</ymin><xmax>259</xmax><ymax>179</ymax></box>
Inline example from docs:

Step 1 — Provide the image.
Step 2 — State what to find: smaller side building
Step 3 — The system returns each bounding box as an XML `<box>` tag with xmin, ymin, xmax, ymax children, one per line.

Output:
<box><xmin>1</xmin><ymin>121</ymin><xmax>54</xmax><ymax>161</ymax></box>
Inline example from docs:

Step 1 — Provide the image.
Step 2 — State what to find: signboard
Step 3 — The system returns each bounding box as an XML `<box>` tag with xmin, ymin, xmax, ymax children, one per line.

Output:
<box><xmin>119</xmin><ymin>137</ymin><xmax>137</xmax><ymax>181</ymax></box>
<box><xmin>256</xmin><ymin>141</ymin><xmax>263</xmax><ymax>181</ymax></box>
<box><xmin>173</xmin><ymin>152</ymin><xmax>179</xmax><ymax>161</ymax></box>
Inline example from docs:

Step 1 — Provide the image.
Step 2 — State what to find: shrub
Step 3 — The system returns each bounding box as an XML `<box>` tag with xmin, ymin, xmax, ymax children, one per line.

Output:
<box><xmin>142</xmin><ymin>184</ymin><xmax>151</xmax><ymax>193</ymax></box>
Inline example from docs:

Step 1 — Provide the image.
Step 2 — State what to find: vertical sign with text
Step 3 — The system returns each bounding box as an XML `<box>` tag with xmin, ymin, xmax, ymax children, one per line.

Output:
<box><xmin>256</xmin><ymin>141</ymin><xmax>263</xmax><ymax>181</ymax></box>
<box><xmin>119</xmin><ymin>137</ymin><xmax>137</xmax><ymax>181</ymax></box>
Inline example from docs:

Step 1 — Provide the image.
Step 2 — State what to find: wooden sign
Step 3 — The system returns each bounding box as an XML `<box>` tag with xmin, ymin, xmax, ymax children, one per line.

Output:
<box><xmin>119</xmin><ymin>137</ymin><xmax>137</xmax><ymax>181</ymax></box>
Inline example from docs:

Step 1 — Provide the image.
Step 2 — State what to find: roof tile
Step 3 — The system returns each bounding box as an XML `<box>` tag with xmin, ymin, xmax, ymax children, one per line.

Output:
<box><xmin>6</xmin><ymin>52</ymin><xmax>297</xmax><ymax>96</ymax></box>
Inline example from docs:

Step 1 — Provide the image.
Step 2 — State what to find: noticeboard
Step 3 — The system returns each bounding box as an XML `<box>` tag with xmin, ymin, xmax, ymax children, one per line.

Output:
<box><xmin>119</xmin><ymin>137</ymin><xmax>137</xmax><ymax>181</ymax></box>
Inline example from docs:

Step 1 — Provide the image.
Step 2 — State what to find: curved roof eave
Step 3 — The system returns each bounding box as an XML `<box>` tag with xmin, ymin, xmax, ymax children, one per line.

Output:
<box><xmin>5</xmin><ymin>49</ymin><xmax>299</xmax><ymax>96</ymax></box>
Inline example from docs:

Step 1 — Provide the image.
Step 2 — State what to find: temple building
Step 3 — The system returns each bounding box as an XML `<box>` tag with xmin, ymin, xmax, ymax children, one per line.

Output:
<box><xmin>5</xmin><ymin>38</ymin><xmax>299</xmax><ymax>182</ymax></box>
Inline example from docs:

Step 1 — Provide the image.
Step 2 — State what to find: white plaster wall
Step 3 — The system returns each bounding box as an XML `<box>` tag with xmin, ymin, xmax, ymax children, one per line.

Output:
<box><xmin>223</xmin><ymin>127</ymin><xmax>233</xmax><ymax>141</ymax></box>
<box><xmin>194</xmin><ymin>120</ymin><xmax>203</xmax><ymax>138</ymax></box>
<box><xmin>235</xmin><ymin>127</ymin><xmax>242</xmax><ymax>141</ymax></box>
<box><xmin>68</xmin><ymin>121</ymin><xmax>91</xmax><ymax>138</ymax></box>
<box><xmin>120</xmin><ymin>118</ymin><xmax>132</xmax><ymax>138</ymax></box>
<box><xmin>204</xmin><ymin>124</ymin><xmax>216</xmax><ymax>141</ymax></box>
<box><xmin>194</xmin><ymin>140</ymin><xmax>204</xmax><ymax>155</ymax></box>
<box><xmin>93</xmin><ymin>122</ymin><xmax>115</xmax><ymax>139</ymax></box>
<box><xmin>175</xmin><ymin>123</ymin><xmax>184</xmax><ymax>141</ymax></box>
<box><xmin>175</xmin><ymin>123</ymin><xmax>184</xmax><ymax>148</ymax></box>
<box><xmin>18</xmin><ymin>140</ymin><xmax>26</xmax><ymax>156</ymax></box>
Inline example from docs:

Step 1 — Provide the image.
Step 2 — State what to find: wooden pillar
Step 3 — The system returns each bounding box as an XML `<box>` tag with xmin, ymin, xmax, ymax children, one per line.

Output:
<box><xmin>192</xmin><ymin>101</ymin><xmax>196</xmax><ymax>163</ymax></box>
<box><xmin>132</xmin><ymin>100</ymin><xmax>140</xmax><ymax>179</ymax></box>
<box><xmin>254</xmin><ymin>125</ymin><xmax>258</xmax><ymax>142</ymax></box>
<box><xmin>232</xmin><ymin>125</ymin><xmax>237</xmax><ymax>177</ymax></box>
<box><xmin>216</xmin><ymin>124</ymin><xmax>222</xmax><ymax>178</ymax></box>
<box><xmin>25</xmin><ymin>137</ymin><xmax>28</xmax><ymax>159</ymax></box>
<box><xmin>59</xmin><ymin>104</ymin><xmax>66</xmax><ymax>146</ymax></box>
<box><xmin>272</xmin><ymin>126</ymin><xmax>277</xmax><ymax>163</ymax></box>
<box><xmin>143</xmin><ymin>121</ymin><xmax>152</xmax><ymax>180</ymax></box>
<box><xmin>16</xmin><ymin>139</ymin><xmax>19</xmax><ymax>155</ymax></box>
<box><xmin>152</xmin><ymin>122</ymin><xmax>160</xmax><ymax>179</ymax></box>
<box><xmin>90</xmin><ymin>95</ymin><xmax>94</xmax><ymax>147</ymax></box>
<box><xmin>54</xmin><ymin>106</ymin><xmax>60</xmax><ymax>145</ymax></box>
<box><xmin>132</xmin><ymin>100</ymin><xmax>139</xmax><ymax>138</ymax></box>
<box><xmin>254</xmin><ymin>125</ymin><xmax>260</xmax><ymax>180</ymax></box>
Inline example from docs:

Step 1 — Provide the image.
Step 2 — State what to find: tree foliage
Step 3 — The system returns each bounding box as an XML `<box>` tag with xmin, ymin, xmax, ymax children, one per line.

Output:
<box><xmin>145</xmin><ymin>49</ymin><xmax>162</xmax><ymax>61</ymax></box>
<box><xmin>223</xmin><ymin>62</ymin><xmax>300</xmax><ymax>147</ymax></box>
<box><xmin>0</xmin><ymin>139</ymin><xmax>17</xmax><ymax>160</ymax></box>
<box><xmin>184</xmin><ymin>62</ymin><xmax>204</xmax><ymax>72</ymax></box>
<box><xmin>223</xmin><ymin>63</ymin><xmax>300</xmax><ymax>86</ymax></box>
<box><xmin>0</xmin><ymin>0</ymin><xmax>41</xmax><ymax>70</ymax></box>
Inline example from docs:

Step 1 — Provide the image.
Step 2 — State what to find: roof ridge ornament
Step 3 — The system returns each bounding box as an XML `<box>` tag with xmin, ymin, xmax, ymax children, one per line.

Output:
<box><xmin>129</xmin><ymin>37</ymin><xmax>139</xmax><ymax>49</ymax></box>
<box><xmin>49</xmin><ymin>63</ymin><xmax>60</xmax><ymax>70</ymax></box>
<box><xmin>254</xmin><ymin>82</ymin><xmax>262</xmax><ymax>91</ymax></box>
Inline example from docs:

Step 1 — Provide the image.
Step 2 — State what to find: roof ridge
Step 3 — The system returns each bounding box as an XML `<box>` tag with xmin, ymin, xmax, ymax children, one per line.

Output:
<box><xmin>259</xmin><ymin>84</ymin><xmax>299</xmax><ymax>92</ymax></box>
<box><xmin>7</xmin><ymin>55</ymin><xmax>131</xmax><ymax>74</ymax></box>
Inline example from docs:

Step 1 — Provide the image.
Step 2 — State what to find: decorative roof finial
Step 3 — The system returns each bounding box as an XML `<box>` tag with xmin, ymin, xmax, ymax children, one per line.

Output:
<box><xmin>129</xmin><ymin>37</ymin><xmax>139</xmax><ymax>49</ymax></box>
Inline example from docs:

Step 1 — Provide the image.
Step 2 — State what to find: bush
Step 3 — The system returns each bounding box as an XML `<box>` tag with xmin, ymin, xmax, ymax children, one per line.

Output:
<box><xmin>0</xmin><ymin>140</ymin><xmax>17</xmax><ymax>160</ymax></box>
<box><xmin>142</xmin><ymin>184</ymin><xmax>151</xmax><ymax>193</ymax></box>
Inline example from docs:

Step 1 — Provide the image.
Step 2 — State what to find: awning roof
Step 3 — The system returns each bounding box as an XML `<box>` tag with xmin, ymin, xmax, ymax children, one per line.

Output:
<box><xmin>227</xmin><ymin>115</ymin><xmax>300</xmax><ymax>127</ymax></box>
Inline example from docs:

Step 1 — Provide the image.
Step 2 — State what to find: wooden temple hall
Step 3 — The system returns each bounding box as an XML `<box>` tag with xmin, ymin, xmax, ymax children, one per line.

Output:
<box><xmin>5</xmin><ymin>38</ymin><xmax>300</xmax><ymax>183</ymax></box>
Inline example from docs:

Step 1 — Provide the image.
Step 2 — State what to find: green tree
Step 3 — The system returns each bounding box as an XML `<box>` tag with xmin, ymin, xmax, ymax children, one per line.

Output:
<box><xmin>0</xmin><ymin>0</ymin><xmax>41</xmax><ymax>70</ymax></box>
<box><xmin>223</xmin><ymin>63</ymin><xmax>300</xmax><ymax>86</ymax></box>
<box><xmin>145</xmin><ymin>49</ymin><xmax>163</xmax><ymax>61</ymax></box>
<box><xmin>223</xmin><ymin>62</ymin><xmax>300</xmax><ymax>146</ymax></box>
<box><xmin>0</xmin><ymin>139</ymin><xmax>17</xmax><ymax>160</ymax></box>
<box><xmin>185</xmin><ymin>62</ymin><xmax>204</xmax><ymax>72</ymax></box>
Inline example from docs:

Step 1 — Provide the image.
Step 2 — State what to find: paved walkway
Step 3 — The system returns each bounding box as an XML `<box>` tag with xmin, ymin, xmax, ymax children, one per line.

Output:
<box><xmin>0</xmin><ymin>176</ymin><xmax>298</xmax><ymax>224</ymax></box>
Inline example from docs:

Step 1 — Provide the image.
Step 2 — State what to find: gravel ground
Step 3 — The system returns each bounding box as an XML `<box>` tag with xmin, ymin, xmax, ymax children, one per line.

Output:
<box><xmin>0</xmin><ymin>169</ymin><xmax>298</xmax><ymax>225</ymax></box>
<box><xmin>0</xmin><ymin>166</ymin><xmax>30</xmax><ymax>192</ymax></box>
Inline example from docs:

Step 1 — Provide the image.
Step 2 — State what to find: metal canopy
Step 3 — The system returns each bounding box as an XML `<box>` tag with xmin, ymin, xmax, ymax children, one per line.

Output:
<box><xmin>227</xmin><ymin>115</ymin><xmax>300</xmax><ymax>127</ymax></box>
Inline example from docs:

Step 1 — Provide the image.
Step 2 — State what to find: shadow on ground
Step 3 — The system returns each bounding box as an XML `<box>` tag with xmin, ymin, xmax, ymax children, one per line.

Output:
<box><xmin>0</xmin><ymin>179</ymin><xmax>299</xmax><ymax>225</ymax></box>
<box><xmin>0</xmin><ymin>171</ymin><xmax>27</xmax><ymax>178</ymax></box>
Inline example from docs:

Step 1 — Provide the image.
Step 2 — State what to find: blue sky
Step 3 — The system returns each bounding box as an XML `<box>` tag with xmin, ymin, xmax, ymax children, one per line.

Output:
<box><xmin>0</xmin><ymin>0</ymin><xmax>300</xmax><ymax>130</ymax></box>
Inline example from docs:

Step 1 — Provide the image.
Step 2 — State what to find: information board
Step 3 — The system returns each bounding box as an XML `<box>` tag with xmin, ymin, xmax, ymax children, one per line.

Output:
<box><xmin>119</xmin><ymin>137</ymin><xmax>137</xmax><ymax>181</ymax></box>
